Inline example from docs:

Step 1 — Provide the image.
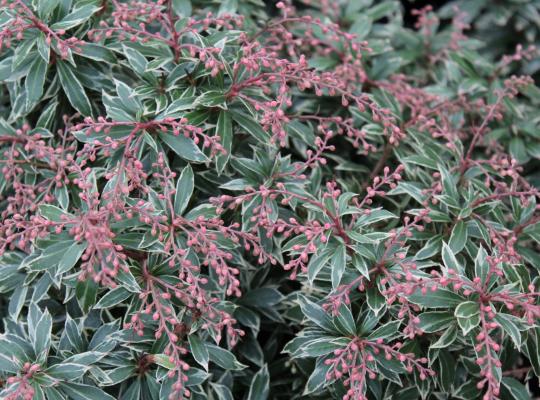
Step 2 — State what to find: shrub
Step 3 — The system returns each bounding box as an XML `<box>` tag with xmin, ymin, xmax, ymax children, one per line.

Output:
<box><xmin>438</xmin><ymin>0</ymin><xmax>540</xmax><ymax>78</ymax></box>
<box><xmin>0</xmin><ymin>1</ymin><xmax>539</xmax><ymax>399</ymax></box>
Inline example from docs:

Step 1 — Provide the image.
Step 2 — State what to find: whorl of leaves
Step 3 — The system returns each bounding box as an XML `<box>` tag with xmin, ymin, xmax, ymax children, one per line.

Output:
<box><xmin>0</xmin><ymin>1</ymin><xmax>539</xmax><ymax>400</ymax></box>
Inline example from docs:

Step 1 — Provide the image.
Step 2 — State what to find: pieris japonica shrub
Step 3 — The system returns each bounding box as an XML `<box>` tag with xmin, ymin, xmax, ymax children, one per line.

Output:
<box><xmin>438</xmin><ymin>0</ymin><xmax>540</xmax><ymax>77</ymax></box>
<box><xmin>0</xmin><ymin>0</ymin><xmax>539</xmax><ymax>399</ymax></box>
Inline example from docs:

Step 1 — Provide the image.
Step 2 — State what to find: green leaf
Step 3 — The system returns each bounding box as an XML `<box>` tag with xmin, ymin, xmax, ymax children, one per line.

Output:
<box><xmin>437</xmin><ymin>349</ymin><xmax>456</xmax><ymax>391</ymax></box>
<box><xmin>355</xmin><ymin>209</ymin><xmax>397</xmax><ymax>227</ymax></box>
<box><xmin>37</xmin><ymin>0</ymin><xmax>60</xmax><ymax>19</ymax></box>
<box><xmin>9</xmin><ymin>285</ymin><xmax>28</xmax><ymax>321</ymax></box>
<box><xmin>39</xmin><ymin>204</ymin><xmax>72</xmax><ymax>222</ymax></box>
<box><xmin>159</xmin><ymin>131</ymin><xmax>209</xmax><ymax>163</ymax></box>
<box><xmin>159</xmin><ymin>96</ymin><xmax>196</xmax><ymax>119</ymax></box>
<box><xmin>454</xmin><ymin>301</ymin><xmax>480</xmax><ymax>335</ymax></box>
<box><xmin>59</xmin><ymin>316</ymin><xmax>84</xmax><ymax>353</ymax></box>
<box><xmin>59</xmin><ymin>382</ymin><xmax>116</xmax><ymax>400</ymax></box>
<box><xmin>524</xmin><ymin>328</ymin><xmax>540</xmax><ymax>376</ymax></box>
<box><xmin>55</xmin><ymin>184</ymin><xmax>69</xmax><ymax>210</ymax></box>
<box><xmin>231</xmin><ymin>111</ymin><xmax>270</xmax><ymax>144</ymax></box>
<box><xmin>509</xmin><ymin>138</ymin><xmax>529</xmax><ymax>164</ymax></box>
<box><xmin>189</xmin><ymin>335</ymin><xmax>209</xmax><ymax>371</ymax></box>
<box><xmin>37</xmin><ymin>34</ymin><xmax>50</xmax><ymax>63</ymax></box>
<box><xmin>442</xmin><ymin>241</ymin><xmax>463</xmax><ymax>274</ymax></box>
<box><xmin>174</xmin><ymin>165</ymin><xmax>194</xmax><ymax>216</ymax></box>
<box><xmin>26</xmin><ymin>240</ymin><xmax>78</xmax><ymax>272</ymax></box>
<box><xmin>57</xmin><ymin>61</ymin><xmax>92</xmax><ymax>116</ymax></box>
<box><xmin>331</xmin><ymin>244</ymin><xmax>346</xmax><ymax>288</ymax></box>
<box><xmin>46</xmin><ymin>363</ymin><xmax>88</xmax><ymax>380</ymax></box>
<box><xmin>122</xmin><ymin>45</ymin><xmax>147</xmax><ymax>75</ymax></box>
<box><xmin>0</xmin><ymin>354</ymin><xmax>19</xmax><ymax>373</ymax></box>
<box><xmin>366</xmin><ymin>1</ymin><xmax>399</xmax><ymax>19</ymax></box>
<box><xmin>216</xmin><ymin>110</ymin><xmax>232</xmax><ymax>173</ymax></box>
<box><xmin>26</xmin><ymin>57</ymin><xmax>47</xmax><ymax>103</ymax></box>
<box><xmin>172</xmin><ymin>0</ymin><xmax>192</xmax><ymax>16</ymax></box>
<box><xmin>36</xmin><ymin>100</ymin><xmax>58</xmax><ymax>128</ymax></box>
<box><xmin>247</xmin><ymin>364</ymin><xmax>270</xmax><ymax>400</ymax></box>
<box><xmin>449</xmin><ymin>220</ymin><xmax>467</xmax><ymax>254</ymax></box>
<box><xmin>94</xmin><ymin>287</ymin><xmax>131</xmax><ymax>309</ymax></box>
<box><xmin>307</xmin><ymin>247</ymin><xmax>333</xmax><ymax>283</ymax></box>
<box><xmin>219</xmin><ymin>178</ymin><xmax>250</xmax><ymax>191</ymax></box>
<box><xmin>304</xmin><ymin>360</ymin><xmax>332</xmax><ymax>394</ymax></box>
<box><xmin>210</xmin><ymin>383</ymin><xmax>233</xmax><ymax>400</ymax></box>
<box><xmin>76</xmin><ymin>279</ymin><xmax>98</xmax><ymax>313</ymax></box>
<box><xmin>367</xmin><ymin>320</ymin><xmax>401</xmax><ymax>341</ymax></box>
<box><xmin>115</xmin><ymin>80</ymin><xmax>140</xmax><ymax>113</ymax></box>
<box><xmin>298</xmin><ymin>296</ymin><xmax>336</xmax><ymax>332</ymax></box>
<box><xmin>431</xmin><ymin>325</ymin><xmax>458</xmax><ymax>348</ymax></box>
<box><xmin>12</xmin><ymin>38</ymin><xmax>37</xmax><ymax>70</ymax></box>
<box><xmin>501</xmin><ymin>377</ymin><xmax>531</xmax><ymax>400</ymax></box>
<box><xmin>332</xmin><ymin>304</ymin><xmax>356</xmax><ymax>336</ymax></box>
<box><xmin>207</xmin><ymin>344</ymin><xmax>246</xmax><ymax>370</ymax></box>
<box><xmin>366</xmin><ymin>286</ymin><xmax>386</xmax><ymax>315</ymax></box>
<box><xmin>349</xmin><ymin>15</ymin><xmax>373</xmax><ymax>40</ymax></box>
<box><xmin>196</xmin><ymin>90</ymin><xmax>227</xmax><ymax>109</ymax></box>
<box><xmin>438</xmin><ymin>164</ymin><xmax>459</xmax><ymax>204</ymax></box>
<box><xmin>76</xmin><ymin>44</ymin><xmax>115</xmax><ymax>63</ymax></box>
<box><xmin>152</xmin><ymin>353</ymin><xmax>175</xmax><ymax>369</ymax></box>
<box><xmin>33</xmin><ymin>310</ymin><xmax>52</xmax><ymax>357</ymax></box>
<box><xmin>453</xmin><ymin>381</ymin><xmax>481</xmax><ymax>399</ymax></box>
<box><xmin>494</xmin><ymin>314</ymin><xmax>522</xmax><ymax>349</ymax></box>
<box><xmin>57</xmin><ymin>241</ymin><xmax>86</xmax><ymax>275</ymax></box>
<box><xmin>408</xmin><ymin>288</ymin><xmax>464</xmax><ymax>308</ymax></box>
<box><xmin>43</xmin><ymin>386</ymin><xmax>66</xmax><ymax>400</ymax></box>
<box><xmin>418</xmin><ymin>312</ymin><xmax>455</xmax><ymax>333</ymax></box>
<box><xmin>51</xmin><ymin>5</ymin><xmax>101</xmax><ymax>30</ymax></box>
<box><xmin>474</xmin><ymin>246</ymin><xmax>489</xmax><ymax>284</ymax></box>
<box><xmin>289</xmin><ymin>337</ymin><xmax>348</xmax><ymax>358</ymax></box>
<box><xmin>415</xmin><ymin>235</ymin><xmax>443</xmax><ymax>260</ymax></box>
<box><xmin>218</xmin><ymin>0</ymin><xmax>238</xmax><ymax>15</ymax></box>
<box><xmin>239</xmin><ymin>288</ymin><xmax>284</xmax><ymax>308</ymax></box>
<box><xmin>351</xmin><ymin>253</ymin><xmax>370</xmax><ymax>280</ymax></box>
